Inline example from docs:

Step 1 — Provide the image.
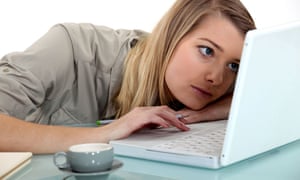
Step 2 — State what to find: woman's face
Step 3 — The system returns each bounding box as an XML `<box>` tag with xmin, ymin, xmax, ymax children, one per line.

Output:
<box><xmin>165</xmin><ymin>14</ymin><xmax>244</xmax><ymax>110</ymax></box>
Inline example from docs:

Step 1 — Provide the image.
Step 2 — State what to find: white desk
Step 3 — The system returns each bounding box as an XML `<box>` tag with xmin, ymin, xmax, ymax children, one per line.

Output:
<box><xmin>9</xmin><ymin>139</ymin><xmax>300</xmax><ymax>180</ymax></box>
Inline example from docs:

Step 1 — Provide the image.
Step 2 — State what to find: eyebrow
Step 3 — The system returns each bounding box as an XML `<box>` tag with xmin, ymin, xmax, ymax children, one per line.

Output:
<box><xmin>198</xmin><ymin>38</ymin><xmax>224</xmax><ymax>52</ymax></box>
<box><xmin>199</xmin><ymin>38</ymin><xmax>240</xmax><ymax>62</ymax></box>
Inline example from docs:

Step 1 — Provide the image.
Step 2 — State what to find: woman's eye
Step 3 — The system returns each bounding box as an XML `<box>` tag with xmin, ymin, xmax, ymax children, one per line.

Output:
<box><xmin>228</xmin><ymin>63</ymin><xmax>239</xmax><ymax>73</ymax></box>
<box><xmin>199</xmin><ymin>46</ymin><xmax>214</xmax><ymax>57</ymax></box>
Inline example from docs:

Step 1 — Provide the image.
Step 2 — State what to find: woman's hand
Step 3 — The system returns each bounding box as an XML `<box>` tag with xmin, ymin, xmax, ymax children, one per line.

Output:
<box><xmin>177</xmin><ymin>93</ymin><xmax>233</xmax><ymax>124</ymax></box>
<box><xmin>102</xmin><ymin>106</ymin><xmax>190</xmax><ymax>141</ymax></box>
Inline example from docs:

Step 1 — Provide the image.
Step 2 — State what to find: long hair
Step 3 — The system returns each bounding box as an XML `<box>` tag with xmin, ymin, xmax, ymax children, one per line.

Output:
<box><xmin>115</xmin><ymin>0</ymin><xmax>256</xmax><ymax>117</ymax></box>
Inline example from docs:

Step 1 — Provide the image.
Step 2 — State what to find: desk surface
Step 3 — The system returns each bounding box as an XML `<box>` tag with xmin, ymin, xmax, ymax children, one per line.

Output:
<box><xmin>10</xmin><ymin>140</ymin><xmax>300</xmax><ymax>180</ymax></box>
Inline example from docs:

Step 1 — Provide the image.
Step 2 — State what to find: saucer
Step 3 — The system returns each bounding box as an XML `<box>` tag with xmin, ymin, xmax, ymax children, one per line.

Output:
<box><xmin>58</xmin><ymin>159</ymin><xmax>123</xmax><ymax>177</ymax></box>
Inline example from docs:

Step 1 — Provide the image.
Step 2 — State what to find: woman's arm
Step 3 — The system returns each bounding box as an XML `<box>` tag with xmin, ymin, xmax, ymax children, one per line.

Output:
<box><xmin>177</xmin><ymin>93</ymin><xmax>233</xmax><ymax>123</ymax></box>
<box><xmin>0</xmin><ymin>106</ymin><xmax>189</xmax><ymax>154</ymax></box>
<box><xmin>0</xmin><ymin>113</ymin><xmax>109</xmax><ymax>154</ymax></box>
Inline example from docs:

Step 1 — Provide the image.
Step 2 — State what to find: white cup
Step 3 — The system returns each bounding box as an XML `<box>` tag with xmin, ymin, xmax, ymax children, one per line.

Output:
<box><xmin>53</xmin><ymin>143</ymin><xmax>114</xmax><ymax>173</ymax></box>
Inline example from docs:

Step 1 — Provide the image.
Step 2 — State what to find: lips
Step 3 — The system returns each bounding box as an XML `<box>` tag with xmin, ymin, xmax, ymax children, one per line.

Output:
<box><xmin>191</xmin><ymin>85</ymin><xmax>213</xmax><ymax>98</ymax></box>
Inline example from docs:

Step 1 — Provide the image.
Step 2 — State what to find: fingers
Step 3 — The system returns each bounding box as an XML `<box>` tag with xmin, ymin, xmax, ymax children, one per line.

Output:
<box><xmin>176</xmin><ymin>109</ymin><xmax>201</xmax><ymax>124</ymax></box>
<box><xmin>108</xmin><ymin>106</ymin><xmax>191</xmax><ymax>141</ymax></box>
<box><xmin>154</xmin><ymin>106</ymin><xmax>190</xmax><ymax>131</ymax></box>
<box><xmin>175</xmin><ymin>94</ymin><xmax>232</xmax><ymax>124</ymax></box>
<box><xmin>176</xmin><ymin>104</ymin><xmax>229</xmax><ymax>124</ymax></box>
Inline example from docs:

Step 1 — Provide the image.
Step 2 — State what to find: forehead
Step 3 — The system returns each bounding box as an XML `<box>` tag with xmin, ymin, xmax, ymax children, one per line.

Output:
<box><xmin>184</xmin><ymin>14</ymin><xmax>245</xmax><ymax>58</ymax></box>
<box><xmin>188</xmin><ymin>14</ymin><xmax>243</xmax><ymax>40</ymax></box>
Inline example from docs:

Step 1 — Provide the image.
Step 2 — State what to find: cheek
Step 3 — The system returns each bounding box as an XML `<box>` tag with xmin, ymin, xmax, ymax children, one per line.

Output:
<box><xmin>167</xmin><ymin>48</ymin><xmax>199</xmax><ymax>76</ymax></box>
<box><xmin>165</xmin><ymin>52</ymin><xmax>197</xmax><ymax>86</ymax></box>
<box><xmin>165</xmin><ymin>51</ymin><xmax>190</xmax><ymax>96</ymax></box>
<box><xmin>219</xmin><ymin>74</ymin><xmax>237</xmax><ymax>94</ymax></box>
<box><xmin>166</xmin><ymin>53</ymin><xmax>185</xmax><ymax>80</ymax></box>
<box><xmin>165</xmin><ymin>57</ymin><xmax>182</xmax><ymax>92</ymax></box>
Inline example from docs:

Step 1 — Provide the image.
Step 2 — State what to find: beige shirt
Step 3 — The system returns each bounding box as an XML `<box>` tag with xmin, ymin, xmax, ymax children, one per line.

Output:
<box><xmin>0</xmin><ymin>23</ymin><xmax>146</xmax><ymax>125</ymax></box>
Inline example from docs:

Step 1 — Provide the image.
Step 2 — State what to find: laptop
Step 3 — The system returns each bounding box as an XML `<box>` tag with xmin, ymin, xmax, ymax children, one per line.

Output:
<box><xmin>110</xmin><ymin>21</ymin><xmax>300</xmax><ymax>169</ymax></box>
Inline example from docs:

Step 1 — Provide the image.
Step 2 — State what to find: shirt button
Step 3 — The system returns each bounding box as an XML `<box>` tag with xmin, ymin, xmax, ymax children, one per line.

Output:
<box><xmin>130</xmin><ymin>39</ymin><xmax>138</xmax><ymax>48</ymax></box>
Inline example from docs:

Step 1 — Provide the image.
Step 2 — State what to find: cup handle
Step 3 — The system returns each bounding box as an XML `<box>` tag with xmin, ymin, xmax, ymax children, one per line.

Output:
<box><xmin>53</xmin><ymin>152</ymin><xmax>69</xmax><ymax>169</ymax></box>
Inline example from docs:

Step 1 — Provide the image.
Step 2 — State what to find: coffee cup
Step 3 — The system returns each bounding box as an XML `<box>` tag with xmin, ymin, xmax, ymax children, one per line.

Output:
<box><xmin>53</xmin><ymin>143</ymin><xmax>114</xmax><ymax>173</ymax></box>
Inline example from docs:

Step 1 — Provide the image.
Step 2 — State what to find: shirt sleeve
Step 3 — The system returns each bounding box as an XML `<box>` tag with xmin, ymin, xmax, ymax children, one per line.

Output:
<box><xmin>0</xmin><ymin>24</ymin><xmax>76</xmax><ymax>119</ymax></box>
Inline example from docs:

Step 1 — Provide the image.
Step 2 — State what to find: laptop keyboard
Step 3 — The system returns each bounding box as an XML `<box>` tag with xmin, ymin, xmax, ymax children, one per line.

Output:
<box><xmin>150</xmin><ymin>121</ymin><xmax>226</xmax><ymax>156</ymax></box>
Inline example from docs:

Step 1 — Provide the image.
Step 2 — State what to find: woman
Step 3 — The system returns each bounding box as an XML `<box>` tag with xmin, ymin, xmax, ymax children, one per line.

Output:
<box><xmin>0</xmin><ymin>0</ymin><xmax>255</xmax><ymax>153</ymax></box>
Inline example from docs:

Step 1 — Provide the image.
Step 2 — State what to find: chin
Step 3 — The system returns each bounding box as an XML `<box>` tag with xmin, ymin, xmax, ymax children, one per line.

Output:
<box><xmin>184</xmin><ymin>101</ymin><xmax>208</xmax><ymax>111</ymax></box>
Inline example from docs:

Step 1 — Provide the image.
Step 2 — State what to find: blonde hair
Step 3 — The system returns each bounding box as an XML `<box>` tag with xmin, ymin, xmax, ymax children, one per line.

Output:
<box><xmin>115</xmin><ymin>0</ymin><xmax>256</xmax><ymax>117</ymax></box>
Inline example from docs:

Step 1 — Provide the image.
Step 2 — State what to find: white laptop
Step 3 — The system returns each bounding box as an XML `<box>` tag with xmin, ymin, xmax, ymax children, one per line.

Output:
<box><xmin>110</xmin><ymin>21</ymin><xmax>300</xmax><ymax>169</ymax></box>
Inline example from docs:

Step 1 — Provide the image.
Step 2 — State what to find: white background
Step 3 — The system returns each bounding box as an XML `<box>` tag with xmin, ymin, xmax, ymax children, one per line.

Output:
<box><xmin>1</xmin><ymin>0</ymin><xmax>300</xmax><ymax>57</ymax></box>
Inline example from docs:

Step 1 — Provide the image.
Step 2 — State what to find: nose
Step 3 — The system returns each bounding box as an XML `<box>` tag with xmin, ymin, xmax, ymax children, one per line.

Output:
<box><xmin>205</xmin><ymin>65</ymin><xmax>224</xmax><ymax>85</ymax></box>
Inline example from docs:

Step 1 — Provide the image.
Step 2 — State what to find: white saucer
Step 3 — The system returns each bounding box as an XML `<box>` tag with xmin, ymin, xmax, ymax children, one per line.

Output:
<box><xmin>58</xmin><ymin>159</ymin><xmax>123</xmax><ymax>177</ymax></box>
